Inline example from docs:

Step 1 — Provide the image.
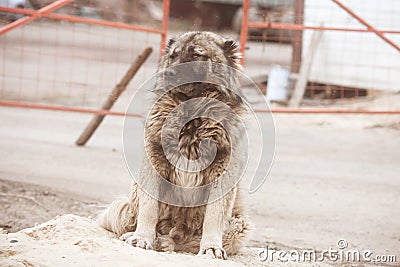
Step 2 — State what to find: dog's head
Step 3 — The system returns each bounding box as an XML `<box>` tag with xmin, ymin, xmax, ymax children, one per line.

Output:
<box><xmin>155</xmin><ymin>32</ymin><xmax>244</xmax><ymax>98</ymax></box>
<box><xmin>162</xmin><ymin>31</ymin><xmax>242</xmax><ymax>71</ymax></box>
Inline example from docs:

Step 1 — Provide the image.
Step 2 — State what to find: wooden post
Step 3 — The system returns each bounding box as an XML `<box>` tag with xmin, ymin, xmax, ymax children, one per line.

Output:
<box><xmin>75</xmin><ymin>46</ymin><xmax>153</xmax><ymax>146</ymax></box>
<box><xmin>290</xmin><ymin>0</ymin><xmax>304</xmax><ymax>74</ymax></box>
<box><xmin>289</xmin><ymin>29</ymin><xmax>322</xmax><ymax>107</ymax></box>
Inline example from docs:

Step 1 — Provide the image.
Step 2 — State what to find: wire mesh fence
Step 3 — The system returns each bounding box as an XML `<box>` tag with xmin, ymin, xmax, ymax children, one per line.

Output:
<box><xmin>240</xmin><ymin>0</ymin><xmax>400</xmax><ymax>107</ymax></box>
<box><xmin>0</xmin><ymin>0</ymin><xmax>168</xmax><ymax>112</ymax></box>
<box><xmin>0</xmin><ymin>0</ymin><xmax>399</xmax><ymax>115</ymax></box>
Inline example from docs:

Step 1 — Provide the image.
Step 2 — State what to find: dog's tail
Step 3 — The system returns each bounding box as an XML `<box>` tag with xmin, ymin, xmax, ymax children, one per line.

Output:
<box><xmin>97</xmin><ymin>186</ymin><xmax>139</xmax><ymax>236</ymax></box>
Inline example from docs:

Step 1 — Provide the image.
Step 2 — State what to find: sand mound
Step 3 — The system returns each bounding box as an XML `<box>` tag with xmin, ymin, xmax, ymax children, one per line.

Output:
<box><xmin>0</xmin><ymin>215</ymin><xmax>243</xmax><ymax>266</ymax></box>
<box><xmin>0</xmin><ymin>215</ymin><xmax>327</xmax><ymax>266</ymax></box>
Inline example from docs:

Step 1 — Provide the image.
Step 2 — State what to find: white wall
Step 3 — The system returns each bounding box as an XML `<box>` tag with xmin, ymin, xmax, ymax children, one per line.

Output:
<box><xmin>303</xmin><ymin>0</ymin><xmax>400</xmax><ymax>91</ymax></box>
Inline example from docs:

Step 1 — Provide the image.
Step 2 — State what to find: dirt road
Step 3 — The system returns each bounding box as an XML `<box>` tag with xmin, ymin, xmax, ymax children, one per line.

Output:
<box><xmin>1</xmin><ymin>100</ymin><xmax>399</xmax><ymax>263</ymax></box>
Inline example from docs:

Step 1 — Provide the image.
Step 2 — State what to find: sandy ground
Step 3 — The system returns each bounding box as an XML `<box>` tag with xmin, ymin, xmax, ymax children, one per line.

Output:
<box><xmin>0</xmin><ymin>93</ymin><xmax>399</xmax><ymax>266</ymax></box>
<box><xmin>1</xmin><ymin>214</ymin><xmax>333</xmax><ymax>267</ymax></box>
<box><xmin>0</xmin><ymin>178</ymin><xmax>102</xmax><ymax>233</ymax></box>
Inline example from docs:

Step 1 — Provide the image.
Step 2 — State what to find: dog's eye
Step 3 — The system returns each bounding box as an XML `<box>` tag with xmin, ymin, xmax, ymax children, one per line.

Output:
<box><xmin>169</xmin><ymin>53</ymin><xmax>178</xmax><ymax>60</ymax></box>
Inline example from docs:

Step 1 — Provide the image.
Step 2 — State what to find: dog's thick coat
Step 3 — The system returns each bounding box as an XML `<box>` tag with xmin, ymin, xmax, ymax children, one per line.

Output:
<box><xmin>98</xmin><ymin>32</ymin><xmax>251</xmax><ymax>259</ymax></box>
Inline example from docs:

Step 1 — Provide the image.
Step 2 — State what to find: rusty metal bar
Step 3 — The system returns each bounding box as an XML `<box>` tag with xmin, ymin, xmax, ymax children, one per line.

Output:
<box><xmin>247</xmin><ymin>22</ymin><xmax>400</xmax><ymax>35</ymax></box>
<box><xmin>239</xmin><ymin>0</ymin><xmax>250</xmax><ymax>65</ymax></box>
<box><xmin>3</xmin><ymin>5</ymin><xmax>399</xmax><ymax>35</ymax></box>
<box><xmin>0</xmin><ymin>0</ymin><xmax>74</xmax><ymax>35</ymax></box>
<box><xmin>0</xmin><ymin>6</ymin><xmax>164</xmax><ymax>35</ymax></box>
<box><xmin>0</xmin><ymin>101</ymin><xmax>144</xmax><ymax>117</ymax></box>
<box><xmin>1</xmin><ymin>101</ymin><xmax>400</xmax><ymax>115</ymax></box>
<box><xmin>331</xmin><ymin>0</ymin><xmax>400</xmax><ymax>52</ymax></box>
<box><xmin>260</xmin><ymin>109</ymin><xmax>400</xmax><ymax>114</ymax></box>
<box><xmin>160</xmin><ymin>0</ymin><xmax>171</xmax><ymax>55</ymax></box>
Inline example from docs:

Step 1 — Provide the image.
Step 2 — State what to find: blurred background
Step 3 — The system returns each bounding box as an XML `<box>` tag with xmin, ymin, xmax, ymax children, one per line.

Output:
<box><xmin>1</xmin><ymin>0</ymin><xmax>399</xmax><ymax>108</ymax></box>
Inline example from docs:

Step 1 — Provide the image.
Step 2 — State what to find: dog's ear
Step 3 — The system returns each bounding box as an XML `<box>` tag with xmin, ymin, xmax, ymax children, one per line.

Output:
<box><xmin>223</xmin><ymin>39</ymin><xmax>242</xmax><ymax>68</ymax></box>
<box><xmin>165</xmin><ymin>37</ymin><xmax>176</xmax><ymax>53</ymax></box>
<box><xmin>223</xmin><ymin>40</ymin><xmax>239</xmax><ymax>54</ymax></box>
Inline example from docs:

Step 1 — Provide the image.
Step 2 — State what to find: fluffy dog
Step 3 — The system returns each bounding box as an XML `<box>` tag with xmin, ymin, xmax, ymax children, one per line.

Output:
<box><xmin>98</xmin><ymin>31</ymin><xmax>251</xmax><ymax>259</ymax></box>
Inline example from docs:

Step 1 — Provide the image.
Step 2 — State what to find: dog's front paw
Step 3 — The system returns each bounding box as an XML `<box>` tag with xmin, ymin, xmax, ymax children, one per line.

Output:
<box><xmin>120</xmin><ymin>231</ymin><xmax>154</xmax><ymax>250</ymax></box>
<box><xmin>198</xmin><ymin>246</ymin><xmax>227</xmax><ymax>260</ymax></box>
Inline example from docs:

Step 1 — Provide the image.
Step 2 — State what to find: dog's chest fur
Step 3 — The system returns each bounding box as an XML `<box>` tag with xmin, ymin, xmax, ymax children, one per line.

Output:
<box><xmin>143</xmin><ymin>31</ymin><xmax>246</xmax><ymax>246</ymax></box>
<box><xmin>145</xmin><ymin>84</ymin><xmax>243</xmax><ymax>241</ymax></box>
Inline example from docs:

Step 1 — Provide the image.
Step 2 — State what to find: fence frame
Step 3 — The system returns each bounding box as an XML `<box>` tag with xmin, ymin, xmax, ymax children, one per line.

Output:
<box><xmin>239</xmin><ymin>0</ymin><xmax>400</xmax><ymax>111</ymax></box>
<box><xmin>239</xmin><ymin>0</ymin><xmax>400</xmax><ymax>66</ymax></box>
<box><xmin>0</xmin><ymin>0</ymin><xmax>399</xmax><ymax>115</ymax></box>
<box><xmin>0</xmin><ymin>0</ymin><xmax>170</xmax><ymax>52</ymax></box>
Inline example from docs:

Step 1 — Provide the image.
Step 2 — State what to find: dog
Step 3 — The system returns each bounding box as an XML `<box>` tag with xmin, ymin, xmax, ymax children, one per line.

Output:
<box><xmin>98</xmin><ymin>31</ymin><xmax>252</xmax><ymax>259</ymax></box>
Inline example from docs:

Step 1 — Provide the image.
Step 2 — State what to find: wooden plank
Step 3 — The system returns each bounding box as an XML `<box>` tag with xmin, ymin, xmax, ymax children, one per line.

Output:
<box><xmin>75</xmin><ymin>46</ymin><xmax>153</xmax><ymax>146</ymax></box>
<box><xmin>289</xmin><ymin>29</ymin><xmax>323</xmax><ymax>107</ymax></box>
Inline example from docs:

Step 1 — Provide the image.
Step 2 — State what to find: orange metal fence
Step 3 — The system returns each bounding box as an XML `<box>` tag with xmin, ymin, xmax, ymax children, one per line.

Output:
<box><xmin>1</xmin><ymin>0</ymin><xmax>399</xmax><ymax>115</ymax></box>
<box><xmin>0</xmin><ymin>0</ymin><xmax>169</xmax><ymax>113</ymax></box>
<box><xmin>240</xmin><ymin>0</ymin><xmax>400</xmax><ymax>111</ymax></box>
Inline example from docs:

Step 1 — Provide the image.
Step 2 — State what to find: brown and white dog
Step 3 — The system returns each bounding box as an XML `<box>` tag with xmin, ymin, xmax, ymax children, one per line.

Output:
<box><xmin>98</xmin><ymin>31</ymin><xmax>252</xmax><ymax>259</ymax></box>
